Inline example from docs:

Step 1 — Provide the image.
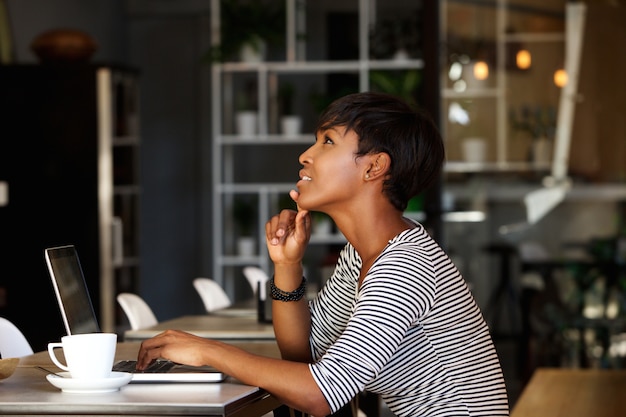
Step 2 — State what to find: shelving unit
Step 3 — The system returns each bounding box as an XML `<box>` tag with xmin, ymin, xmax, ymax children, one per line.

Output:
<box><xmin>106</xmin><ymin>69</ymin><xmax>142</xmax><ymax>332</ymax></box>
<box><xmin>210</xmin><ymin>0</ymin><xmax>425</xmax><ymax>295</ymax></box>
<box><xmin>0</xmin><ymin>64</ymin><xmax>141</xmax><ymax>348</ymax></box>
<box><xmin>439</xmin><ymin>0</ymin><xmax>566</xmax><ymax>172</ymax></box>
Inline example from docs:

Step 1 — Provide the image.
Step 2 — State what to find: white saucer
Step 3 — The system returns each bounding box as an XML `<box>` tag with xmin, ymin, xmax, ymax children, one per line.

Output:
<box><xmin>46</xmin><ymin>371</ymin><xmax>132</xmax><ymax>393</ymax></box>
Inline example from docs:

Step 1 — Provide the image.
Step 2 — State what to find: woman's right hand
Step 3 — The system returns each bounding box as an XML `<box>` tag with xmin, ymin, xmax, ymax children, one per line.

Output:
<box><xmin>265</xmin><ymin>190</ymin><xmax>310</xmax><ymax>265</ymax></box>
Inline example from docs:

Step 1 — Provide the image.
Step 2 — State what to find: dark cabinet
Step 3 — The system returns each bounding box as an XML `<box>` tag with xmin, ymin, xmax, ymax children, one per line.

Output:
<box><xmin>0</xmin><ymin>64</ymin><xmax>140</xmax><ymax>351</ymax></box>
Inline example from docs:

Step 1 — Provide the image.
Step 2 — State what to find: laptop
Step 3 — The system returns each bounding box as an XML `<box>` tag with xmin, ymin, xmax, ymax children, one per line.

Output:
<box><xmin>45</xmin><ymin>245</ymin><xmax>226</xmax><ymax>382</ymax></box>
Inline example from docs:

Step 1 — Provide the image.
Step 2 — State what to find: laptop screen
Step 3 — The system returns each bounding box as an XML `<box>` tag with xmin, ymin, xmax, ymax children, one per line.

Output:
<box><xmin>45</xmin><ymin>245</ymin><xmax>101</xmax><ymax>335</ymax></box>
<box><xmin>44</xmin><ymin>245</ymin><xmax>226</xmax><ymax>383</ymax></box>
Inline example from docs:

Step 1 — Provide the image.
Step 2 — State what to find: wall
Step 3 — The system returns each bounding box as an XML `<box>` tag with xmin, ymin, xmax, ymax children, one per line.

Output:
<box><xmin>5</xmin><ymin>0</ymin><xmax>128</xmax><ymax>63</ymax></box>
<box><xmin>5</xmin><ymin>0</ymin><xmax>211</xmax><ymax>321</ymax></box>
<box><xmin>569</xmin><ymin>3</ymin><xmax>626</xmax><ymax>182</ymax></box>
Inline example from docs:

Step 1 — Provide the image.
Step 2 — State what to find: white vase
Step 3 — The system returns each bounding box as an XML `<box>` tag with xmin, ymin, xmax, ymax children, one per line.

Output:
<box><xmin>462</xmin><ymin>137</ymin><xmax>487</xmax><ymax>163</ymax></box>
<box><xmin>532</xmin><ymin>137</ymin><xmax>552</xmax><ymax>165</ymax></box>
<box><xmin>237</xmin><ymin>236</ymin><xmax>256</xmax><ymax>257</ymax></box>
<box><xmin>239</xmin><ymin>37</ymin><xmax>266</xmax><ymax>63</ymax></box>
<box><xmin>280</xmin><ymin>115</ymin><xmax>302</xmax><ymax>136</ymax></box>
<box><xmin>313</xmin><ymin>217</ymin><xmax>332</xmax><ymax>236</ymax></box>
<box><xmin>235</xmin><ymin>111</ymin><xmax>257</xmax><ymax>136</ymax></box>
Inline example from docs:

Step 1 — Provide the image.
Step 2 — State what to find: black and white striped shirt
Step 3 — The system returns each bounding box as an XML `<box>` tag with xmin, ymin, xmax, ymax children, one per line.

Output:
<box><xmin>308</xmin><ymin>224</ymin><xmax>509</xmax><ymax>416</ymax></box>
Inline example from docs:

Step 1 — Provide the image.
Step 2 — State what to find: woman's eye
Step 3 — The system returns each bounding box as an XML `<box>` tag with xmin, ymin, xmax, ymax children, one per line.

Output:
<box><xmin>323</xmin><ymin>136</ymin><xmax>334</xmax><ymax>144</ymax></box>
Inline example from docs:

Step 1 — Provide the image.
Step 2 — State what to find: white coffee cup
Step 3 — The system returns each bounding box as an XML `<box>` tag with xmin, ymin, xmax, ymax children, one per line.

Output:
<box><xmin>48</xmin><ymin>333</ymin><xmax>117</xmax><ymax>379</ymax></box>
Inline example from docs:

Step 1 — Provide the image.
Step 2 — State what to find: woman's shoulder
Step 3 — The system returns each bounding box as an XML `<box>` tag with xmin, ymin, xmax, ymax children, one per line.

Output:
<box><xmin>387</xmin><ymin>222</ymin><xmax>439</xmax><ymax>253</ymax></box>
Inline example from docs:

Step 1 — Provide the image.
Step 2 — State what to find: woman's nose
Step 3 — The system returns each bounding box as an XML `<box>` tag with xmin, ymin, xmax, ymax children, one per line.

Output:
<box><xmin>299</xmin><ymin>144</ymin><xmax>314</xmax><ymax>165</ymax></box>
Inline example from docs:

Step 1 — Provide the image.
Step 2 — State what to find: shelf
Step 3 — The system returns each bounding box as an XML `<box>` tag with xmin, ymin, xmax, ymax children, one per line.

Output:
<box><xmin>113</xmin><ymin>135</ymin><xmax>141</xmax><ymax>146</ymax></box>
<box><xmin>504</xmin><ymin>32</ymin><xmax>565</xmax><ymax>43</ymax></box>
<box><xmin>441</xmin><ymin>88</ymin><xmax>503</xmax><ymax>99</ymax></box>
<box><xmin>445</xmin><ymin>183</ymin><xmax>626</xmax><ymax>203</ymax></box>
<box><xmin>440</xmin><ymin>0</ymin><xmax>565</xmax><ymax>170</ymax></box>
<box><xmin>211</xmin><ymin>0</ymin><xmax>432</xmax><ymax>292</ymax></box>
<box><xmin>444</xmin><ymin>160</ymin><xmax>551</xmax><ymax>173</ymax></box>
<box><xmin>114</xmin><ymin>185</ymin><xmax>141</xmax><ymax>195</ymax></box>
<box><xmin>217</xmin><ymin>183</ymin><xmax>296</xmax><ymax>194</ymax></box>
<box><xmin>218</xmin><ymin>255</ymin><xmax>266</xmax><ymax>267</ymax></box>
<box><xmin>309</xmin><ymin>234</ymin><xmax>347</xmax><ymax>245</ymax></box>
<box><xmin>218</xmin><ymin>59</ymin><xmax>425</xmax><ymax>74</ymax></box>
<box><xmin>218</xmin><ymin>134</ymin><xmax>313</xmax><ymax>144</ymax></box>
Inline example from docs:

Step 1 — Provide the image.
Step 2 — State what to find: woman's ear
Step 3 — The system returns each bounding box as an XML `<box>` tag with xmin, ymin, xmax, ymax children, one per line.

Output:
<box><xmin>365</xmin><ymin>152</ymin><xmax>391</xmax><ymax>180</ymax></box>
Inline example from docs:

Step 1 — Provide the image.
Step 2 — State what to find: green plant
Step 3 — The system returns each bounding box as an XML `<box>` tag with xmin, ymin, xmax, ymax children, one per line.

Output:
<box><xmin>278</xmin><ymin>193</ymin><xmax>296</xmax><ymax>211</ymax></box>
<box><xmin>369</xmin><ymin>69</ymin><xmax>422</xmax><ymax>107</ymax></box>
<box><xmin>509</xmin><ymin>104</ymin><xmax>557</xmax><ymax>139</ymax></box>
<box><xmin>233</xmin><ymin>196</ymin><xmax>256</xmax><ymax>236</ymax></box>
<box><xmin>369</xmin><ymin>13</ymin><xmax>421</xmax><ymax>60</ymax></box>
<box><xmin>205</xmin><ymin>0</ymin><xmax>285</xmax><ymax>63</ymax></box>
<box><xmin>312</xmin><ymin>211</ymin><xmax>333</xmax><ymax>235</ymax></box>
<box><xmin>308</xmin><ymin>86</ymin><xmax>358</xmax><ymax>115</ymax></box>
<box><xmin>278</xmin><ymin>82</ymin><xmax>296</xmax><ymax>115</ymax></box>
<box><xmin>236</xmin><ymin>80</ymin><xmax>258</xmax><ymax>111</ymax></box>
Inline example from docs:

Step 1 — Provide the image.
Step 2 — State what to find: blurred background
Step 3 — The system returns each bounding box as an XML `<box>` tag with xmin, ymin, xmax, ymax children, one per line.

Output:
<box><xmin>0</xmin><ymin>0</ymin><xmax>625</xmax><ymax>409</ymax></box>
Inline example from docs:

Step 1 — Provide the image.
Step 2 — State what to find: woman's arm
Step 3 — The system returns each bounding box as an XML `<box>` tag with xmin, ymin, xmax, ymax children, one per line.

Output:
<box><xmin>136</xmin><ymin>330</ymin><xmax>331</xmax><ymax>416</ymax></box>
<box><xmin>271</xmin><ymin>263</ymin><xmax>313</xmax><ymax>362</ymax></box>
<box><xmin>265</xmin><ymin>193</ymin><xmax>314</xmax><ymax>363</ymax></box>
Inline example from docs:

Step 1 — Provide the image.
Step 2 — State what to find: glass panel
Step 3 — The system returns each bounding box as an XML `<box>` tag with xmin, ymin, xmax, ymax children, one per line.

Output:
<box><xmin>443</xmin><ymin>3</ymin><xmax>498</xmax><ymax>91</ymax></box>
<box><xmin>506</xmin><ymin>41</ymin><xmax>563</xmax><ymax>162</ymax></box>
<box><xmin>507</xmin><ymin>0</ymin><xmax>566</xmax><ymax>34</ymax></box>
<box><xmin>443</xmin><ymin>96</ymin><xmax>498</xmax><ymax>163</ymax></box>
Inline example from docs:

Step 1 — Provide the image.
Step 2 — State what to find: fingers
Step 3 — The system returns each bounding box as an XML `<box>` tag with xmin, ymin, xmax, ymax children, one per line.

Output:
<box><xmin>136</xmin><ymin>330</ymin><xmax>176</xmax><ymax>370</ymax></box>
<box><xmin>266</xmin><ymin>209</ymin><xmax>311</xmax><ymax>245</ymax></box>
<box><xmin>290</xmin><ymin>189</ymin><xmax>310</xmax><ymax>225</ymax></box>
<box><xmin>137</xmin><ymin>338</ymin><xmax>161</xmax><ymax>370</ymax></box>
<box><xmin>289</xmin><ymin>189</ymin><xmax>300</xmax><ymax>207</ymax></box>
<box><xmin>266</xmin><ymin>209</ymin><xmax>297</xmax><ymax>245</ymax></box>
<box><xmin>294</xmin><ymin>208</ymin><xmax>311</xmax><ymax>240</ymax></box>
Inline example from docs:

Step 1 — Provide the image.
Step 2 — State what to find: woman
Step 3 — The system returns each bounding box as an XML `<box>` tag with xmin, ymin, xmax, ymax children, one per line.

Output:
<box><xmin>137</xmin><ymin>92</ymin><xmax>510</xmax><ymax>416</ymax></box>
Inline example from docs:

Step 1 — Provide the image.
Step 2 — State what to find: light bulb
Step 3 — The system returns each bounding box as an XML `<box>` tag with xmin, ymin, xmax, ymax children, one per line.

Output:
<box><xmin>516</xmin><ymin>49</ymin><xmax>531</xmax><ymax>70</ymax></box>
<box><xmin>473</xmin><ymin>60</ymin><xmax>489</xmax><ymax>81</ymax></box>
<box><xmin>554</xmin><ymin>69</ymin><xmax>568</xmax><ymax>88</ymax></box>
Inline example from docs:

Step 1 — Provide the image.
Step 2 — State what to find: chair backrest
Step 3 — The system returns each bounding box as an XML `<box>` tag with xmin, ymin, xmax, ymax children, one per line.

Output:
<box><xmin>193</xmin><ymin>278</ymin><xmax>232</xmax><ymax>313</ymax></box>
<box><xmin>116</xmin><ymin>293</ymin><xmax>158</xmax><ymax>330</ymax></box>
<box><xmin>243</xmin><ymin>266</ymin><xmax>269</xmax><ymax>298</ymax></box>
<box><xmin>0</xmin><ymin>317</ymin><xmax>34</xmax><ymax>358</ymax></box>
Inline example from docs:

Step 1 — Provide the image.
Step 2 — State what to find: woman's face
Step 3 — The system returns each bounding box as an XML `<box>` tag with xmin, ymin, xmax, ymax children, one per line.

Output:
<box><xmin>295</xmin><ymin>126</ymin><xmax>369</xmax><ymax>212</ymax></box>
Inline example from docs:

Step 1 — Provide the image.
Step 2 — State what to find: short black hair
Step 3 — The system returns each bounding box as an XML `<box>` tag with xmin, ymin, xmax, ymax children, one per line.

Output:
<box><xmin>315</xmin><ymin>92</ymin><xmax>445</xmax><ymax>211</ymax></box>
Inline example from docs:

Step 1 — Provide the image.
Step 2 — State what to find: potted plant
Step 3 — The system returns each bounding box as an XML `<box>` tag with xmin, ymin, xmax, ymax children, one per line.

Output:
<box><xmin>235</xmin><ymin>80</ymin><xmax>258</xmax><ymax>136</ymax></box>
<box><xmin>509</xmin><ymin>104</ymin><xmax>557</xmax><ymax>164</ymax></box>
<box><xmin>278</xmin><ymin>82</ymin><xmax>301</xmax><ymax>136</ymax></box>
<box><xmin>233</xmin><ymin>196</ymin><xmax>256</xmax><ymax>256</ymax></box>
<box><xmin>369</xmin><ymin>13</ymin><xmax>421</xmax><ymax>61</ymax></box>
<box><xmin>205</xmin><ymin>0</ymin><xmax>285</xmax><ymax>63</ymax></box>
<box><xmin>312</xmin><ymin>212</ymin><xmax>333</xmax><ymax>236</ymax></box>
<box><xmin>369</xmin><ymin>69</ymin><xmax>422</xmax><ymax>107</ymax></box>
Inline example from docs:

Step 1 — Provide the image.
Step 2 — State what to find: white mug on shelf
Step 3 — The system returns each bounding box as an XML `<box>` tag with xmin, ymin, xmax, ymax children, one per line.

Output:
<box><xmin>48</xmin><ymin>333</ymin><xmax>117</xmax><ymax>379</ymax></box>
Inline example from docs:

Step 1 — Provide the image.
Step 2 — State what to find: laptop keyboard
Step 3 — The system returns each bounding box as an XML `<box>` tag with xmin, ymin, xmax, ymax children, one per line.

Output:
<box><xmin>113</xmin><ymin>360</ymin><xmax>176</xmax><ymax>373</ymax></box>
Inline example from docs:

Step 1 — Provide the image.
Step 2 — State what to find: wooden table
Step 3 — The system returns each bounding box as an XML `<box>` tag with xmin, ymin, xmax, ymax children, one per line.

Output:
<box><xmin>511</xmin><ymin>368</ymin><xmax>626</xmax><ymax>417</ymax></box>
<box><xmin>1</xmin><ymin>342</ymin><xmax>282</xmax><ymax>417</ymax></box>
<box><xmin>124</xmin><ymin>316</ymin><xmax>383</xmax><ymax>417</ymax></box>
<box><xmin>123</xmin><ymin>314</ymin><xmax>275</xmax><ymax>342</ymax></box>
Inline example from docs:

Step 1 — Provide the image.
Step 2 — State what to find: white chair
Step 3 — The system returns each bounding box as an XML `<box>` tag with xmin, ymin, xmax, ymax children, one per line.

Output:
<box><xmin>243</xmin><ymin>266</ymin><xmax>269</xmax><ymax>299</ymax></box>
<box><xmin>116</xmin><ymin>293</ymin><xmax>158</xmax><ymax>330</ymax></box>
<box><xmin>193</xmin><ymin>278</ymin><xmax>232</xmax><ymax>313</ymax></box>
<box><xmin>0</xmin><ymin>317</ymin><xmax>34</xmax><ymax>358</ymax></box>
